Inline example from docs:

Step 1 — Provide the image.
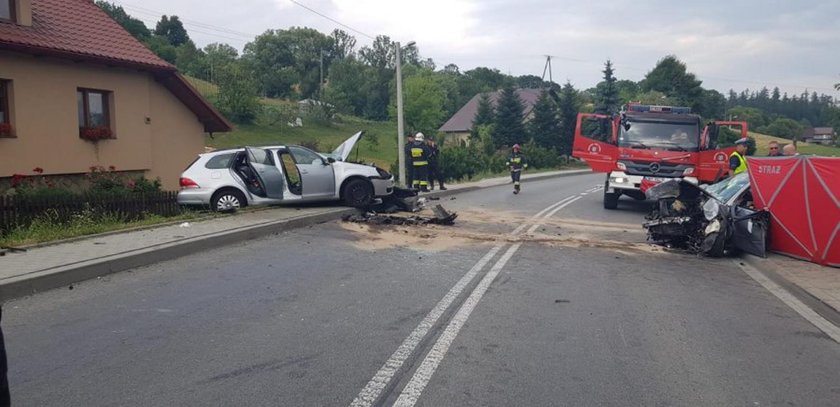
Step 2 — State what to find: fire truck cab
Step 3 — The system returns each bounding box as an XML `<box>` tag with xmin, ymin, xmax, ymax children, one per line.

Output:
<box><xmin>572</xmin><ymin>103</ymin><xmax>747</xmax><ymax>209</ymax></box>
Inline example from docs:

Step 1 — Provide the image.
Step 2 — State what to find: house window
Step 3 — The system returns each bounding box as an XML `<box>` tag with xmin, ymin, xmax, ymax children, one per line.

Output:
<box><xmin>0</xmin><ymin>0</ymin><xmax>14</xmax><ymax>22</ymax></box>
<box><xmin>77</xmin><ymin>88</ymin><xmax>114</xmax><ymax>140</ymax></box>
<box><xmin>0</xmin><ymin>80</ymin><xmax>12</xmax><ymax>138</ymax></box>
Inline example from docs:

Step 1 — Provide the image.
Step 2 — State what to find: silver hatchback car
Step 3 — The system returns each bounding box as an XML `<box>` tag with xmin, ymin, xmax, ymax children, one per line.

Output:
<box><xmin>177</xmin><ymin>132</ymin><xmax>394</xmax><ymax>211</ymax></box>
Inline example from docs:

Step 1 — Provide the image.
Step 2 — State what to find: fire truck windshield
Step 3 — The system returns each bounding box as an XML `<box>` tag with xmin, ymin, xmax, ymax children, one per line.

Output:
<box><xmin>618</xmin><ymin>121</ymin><xmax>700</xmax><ymax>152</ymax></box>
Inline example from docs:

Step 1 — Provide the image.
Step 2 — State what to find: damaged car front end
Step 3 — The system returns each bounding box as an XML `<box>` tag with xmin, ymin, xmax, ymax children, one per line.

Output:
<box><xmin>643</xmin><ymin>173</ymin><xmax>769</xmax><ymax>257</ymax></box>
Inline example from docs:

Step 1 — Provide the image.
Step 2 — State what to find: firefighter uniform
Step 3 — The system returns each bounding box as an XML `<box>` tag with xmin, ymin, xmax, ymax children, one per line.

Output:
<box><xmin>506</xmin><ymin>145</ymin><xmax>528</xmax><ymax>194</ymax></box>
<box><xmin>410</xmin><ymin>134</ymin><xmax>431</xmax><ymax>191</ymax></box>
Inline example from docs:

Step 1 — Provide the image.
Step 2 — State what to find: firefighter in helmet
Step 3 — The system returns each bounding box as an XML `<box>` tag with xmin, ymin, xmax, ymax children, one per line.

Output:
<box><xmin>506</xmin><ymin>144</ymin><xmax>528</xmax><ymax>194</ymax></box>
<box><xmin>409</xmin><ymin>132</ymin><xmax>431</xmax><ymax>192</ymax></box>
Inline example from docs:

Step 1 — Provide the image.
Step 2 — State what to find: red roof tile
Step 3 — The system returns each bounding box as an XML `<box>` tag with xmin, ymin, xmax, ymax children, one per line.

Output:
<box><xmin>0</xmin><ymin>0</ymin><xmax>171</xmax><ymax>69</ymax></box>
<box><xmin>0</xmin><ymin>0</ymin><xmax>231</xmax><ymax>132</ymax></box>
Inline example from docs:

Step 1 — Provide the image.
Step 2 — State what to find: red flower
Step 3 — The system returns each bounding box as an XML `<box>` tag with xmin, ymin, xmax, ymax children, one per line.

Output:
<box><xmin>126</xmin><ymin>179</ymin><xmax>136</xmax><ymax>189</ymax></box>
<box><xmin>10</xmin><ymin>173</ymin><xmax>27</xmax><ymax>188</ymax></box>
<box><xmin>32</xmin><ymin>167</ymin><xmax>44</xmax><ymax>174</ymax></box>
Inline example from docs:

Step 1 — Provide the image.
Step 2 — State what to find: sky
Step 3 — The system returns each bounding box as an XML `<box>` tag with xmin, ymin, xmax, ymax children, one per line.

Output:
<box><xmin>112</xmin><ymin>0</ymin><xmax>840</xmax><ymax>99</ymax></box>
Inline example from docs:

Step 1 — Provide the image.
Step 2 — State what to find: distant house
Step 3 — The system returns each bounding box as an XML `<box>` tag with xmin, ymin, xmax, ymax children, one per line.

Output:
<box><xmin>802</xmin><ymin>127</ymin><xmax>836</xmax><ymax>145</ymax></box>
<box><xmin>438</xmin><ymin>88</ymin><xmax>542</xmax><ymax>146</ymax></box>
<box><xmin>0</xmin><ymin>0</ymin><xmax>232</xmax><ymax>190</ymax></box>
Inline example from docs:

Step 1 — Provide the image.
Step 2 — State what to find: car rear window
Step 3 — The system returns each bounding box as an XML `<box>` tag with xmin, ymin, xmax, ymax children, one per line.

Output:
<box><xmin>205</xmin><ymin>153</ymin><xmax>235</xmax><ymax>169</ymax></box>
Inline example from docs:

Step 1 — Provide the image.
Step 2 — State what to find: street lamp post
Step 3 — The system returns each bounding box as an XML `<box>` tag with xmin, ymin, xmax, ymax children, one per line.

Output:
<box><xmin>395</xmin><ymin>41</ymin><xmax>415</xmax><ymax>188</ymax></box>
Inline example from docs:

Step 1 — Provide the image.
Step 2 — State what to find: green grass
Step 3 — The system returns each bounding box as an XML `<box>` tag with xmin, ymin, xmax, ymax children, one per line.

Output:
<box><xmin>0</xmin><ymin>210</ymin><xmax>210</xmax><ymax>248</ymax></box>
<box><xmin>750</xmin><ymin>131</ymin><xmax>840</xmax><ymax>157</ymax></box>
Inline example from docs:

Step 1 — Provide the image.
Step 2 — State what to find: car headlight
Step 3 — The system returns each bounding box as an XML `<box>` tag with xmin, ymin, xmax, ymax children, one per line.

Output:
<box><xmin>617</xmin><ymin>162</ymin><xmax>627</xmax><ymax>171</ymax></box>
<box><xmin>610</xmin><ymin>176</ymin><xmax>627</xmax><ymax>184</ymax></box>
<box><xmin>682</xmin><ymin>167</ymin><xmax>695</xmax><ymax>176</ymax></box>
<box><xmin>703</xmin><ymin>199</ymin><xmax>720</xmax><ymax>221</ymax></box>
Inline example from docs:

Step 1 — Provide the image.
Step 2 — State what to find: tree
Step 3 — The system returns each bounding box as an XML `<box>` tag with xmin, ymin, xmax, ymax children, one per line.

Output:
<box><xmin>204</xmin><ymin>43</ymin><xmax>239</xmax><ymax>82</ymax></box>
<box><xmin>595</xmin><ymin>60</ymin><xmax>619</xmax><ymax>115</ymax></box>
<box><xmin>557</xmin><ymin>81</ymin><xmax>579</xmax><ymax>156</ymax></box>
<box><xmin>529</xmin><ymin>90</ymin><xmax>561</xmax><ymax>149</ymax></box>
<box><xmin>330</xmin><ymin>29</ymin><xmax>357</xmax><ymax>60</ymax></box>
<box><xmin>493</xmin><ymin>86</ymin><xmax>526</xmax><ymax>148</ymax></box>
<box><xmin>700</xmin><ymin>89</ymin><xmax>726</xmax><ymax>120</ymax></box>
<box><xmin>390</xmin><ymin>72</ymin><xmax>447</xmax><ymax>135</ymax></box>
<box><xmin>154</xmin><ymin>15</ymin><xmax>190</xmax><ymax>47</ymax></box>
<box><xmin>284</xmin><ymin>27</ymin><xmax>334</xmax><ymax>99</ymax></box>
<box><xmin>758</xmin><ymin>118</ymin><xmax>805</xmax><ymax>140</ymax></box>
<box><xmin>96</xmin><ymin>1</ymin><xmax>150</xmax><ymax>41</ymax></box>
<box><xmin>516</xmin><ymin>75</ymin><xmax>546</xmax><ymax>89</ymax></box>
<box><xmin>640</xmin><ymin>55</ymin><xmax>703</xmax><ymax>113</ymax></box>
<box><xmin>144</xmin><ymin>35</ymin><xmax>177</xmax><ymax>64</ymax></box>
<box><xmin>243</xmin><ymin>29</ymin><xmax>298</xmax><ymax>98</ymax></box>
<box><xmin>214</xmin><ymin>63</ymin><xmax>260</xmax><ymax>123</ymax></box>
<box><xmin>726</xmin><ymin>106</ymin><xmax>768</xmax><ymax>129</ymax></box>
<box><xmin>174</xmin><ymin>40</ymin><xmax>208</xmax><ymax>79</ymax></box>
<box><xmin>471</xmin><ymin>92</ymin><xmax>495</xmax><ymax>138</ymax></box>
<box><xmin>359</xmin><ymin>35</ymin><xmax>395</xmax><ymax>69</ymax></box>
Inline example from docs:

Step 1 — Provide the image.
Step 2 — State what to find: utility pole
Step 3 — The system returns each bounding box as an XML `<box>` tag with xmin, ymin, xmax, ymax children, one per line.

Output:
<box><xmin>319</xmin><ymin>50</ymin><xmax>324</xmax><ymax>100</ymax></box>
<box><xmin>396</xmin><ymin>42</ymin><xmax>406</xmax><ymax>187</ymax></box>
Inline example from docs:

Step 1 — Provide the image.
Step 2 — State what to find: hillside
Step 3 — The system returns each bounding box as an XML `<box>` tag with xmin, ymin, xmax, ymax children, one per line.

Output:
<box><xmin>750</xmin><ymin>131</ymin><xmax>840</xmax><ymax>157</ymax></box>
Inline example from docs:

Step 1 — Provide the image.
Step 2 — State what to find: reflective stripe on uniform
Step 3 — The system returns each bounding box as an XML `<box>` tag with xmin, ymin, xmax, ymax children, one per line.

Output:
<box><xmin>730</xmin><ymin>151</ymin><xmax>747</xmax><ymax>174</ymax></box>
<box><xmin>413</xmin><ymin>161</ymin><xmax>428</xmax><ymax>166</ymax></box>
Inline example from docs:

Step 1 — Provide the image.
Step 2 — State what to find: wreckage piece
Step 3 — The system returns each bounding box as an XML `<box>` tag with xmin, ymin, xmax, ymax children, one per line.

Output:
<box><xmin>368</xmin><ymin>187</ymin><xmax>421</xmax><ymax>213</ymax></box>
<box><xmin>342</xmin><ymin>205</ymin><xmax>458</xmax><ymax>226</ymax></box>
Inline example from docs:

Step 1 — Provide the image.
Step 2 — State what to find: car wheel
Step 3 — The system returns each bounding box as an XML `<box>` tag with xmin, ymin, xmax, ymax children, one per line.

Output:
<box><xmin>704</xmin><ymin>232</ymin><xmax>727</xmax><ymax>257</ymax></box>
<box><xmin>211</xmin><ymin>189</ymin><xmax>246</xmax><ymax>212</ymax></box>
<box><xmin>343</xmin><ymin>179</ymin><xmax>373</xmax><ymax>208</ymax></box>
<box><xmin>603</xmin><ymin>180</ymin><xmax>620</xmax><ymax>210</ymax></box>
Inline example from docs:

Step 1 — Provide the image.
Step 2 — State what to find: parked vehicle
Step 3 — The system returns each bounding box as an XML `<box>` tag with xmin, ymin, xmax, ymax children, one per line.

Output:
<box><xmin>571</xmin><ymin>103</ymin><xmax>749</xmax><ymax>209</ymax></box>
<box><xmin>177</xmin><ymin>132</ymin><xmax>394</xmax><ymax>211</ymax></box>
<box><xmin>643</xmin><ymin>172</ymin><xmax>768</xmax><ymax>257</ymax></box>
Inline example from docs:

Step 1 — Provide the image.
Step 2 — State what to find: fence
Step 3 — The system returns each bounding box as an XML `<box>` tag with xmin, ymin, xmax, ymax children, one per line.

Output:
<box><xmin>0</xmin><ymin>191</ymin><xmax>181</xmax><ymax>234</ymax></box>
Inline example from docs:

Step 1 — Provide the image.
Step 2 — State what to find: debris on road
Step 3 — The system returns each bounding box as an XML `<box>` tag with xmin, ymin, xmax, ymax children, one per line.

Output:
<box><xmin>343</xmin><ymin>204</ymin><xmax>458</xmax><ymax>226</ymax></box>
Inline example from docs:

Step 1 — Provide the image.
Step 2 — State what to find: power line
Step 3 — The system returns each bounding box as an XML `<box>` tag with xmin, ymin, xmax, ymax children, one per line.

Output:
<box><xmin>111</xmin><ymin>0</ymin><xmax>258</xmax><ymax>39</ymax></box>
<box><xmin>287</xmin><ymin>0</ymin><xmax>375</xmax><ymax>40</ymax></box>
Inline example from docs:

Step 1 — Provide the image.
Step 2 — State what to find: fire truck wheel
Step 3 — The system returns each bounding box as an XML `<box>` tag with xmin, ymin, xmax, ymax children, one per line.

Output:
<box><xmin>603</xmin><ymin>182</ymin><xmax>620</xmax><ymax>209</ymax></box>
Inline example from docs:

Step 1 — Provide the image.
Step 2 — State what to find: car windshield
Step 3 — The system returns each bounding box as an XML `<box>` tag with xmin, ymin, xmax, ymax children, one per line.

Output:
<box><xmin>704</xmin><ymin>172</ymin><xmax>750</xmax><ymax>203</ymax></box>
<box><xmin>619</xmin><ymin>120</ymin><xmax>699</xmax><ymax>151</ymax></box>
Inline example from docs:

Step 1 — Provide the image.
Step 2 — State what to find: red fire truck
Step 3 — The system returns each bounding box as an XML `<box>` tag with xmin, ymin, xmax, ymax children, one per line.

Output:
<box><xmin>572</xmin><ymin>103</ymin><xmax>748</xmax><ymax>209</ymax></box>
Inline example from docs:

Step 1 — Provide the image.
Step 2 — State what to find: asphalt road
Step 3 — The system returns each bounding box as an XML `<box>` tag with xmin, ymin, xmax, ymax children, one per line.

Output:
<box><xmin>5</xmin><ymin>174</ymin><xmax>840</xmax><ymax>406</ymax></box>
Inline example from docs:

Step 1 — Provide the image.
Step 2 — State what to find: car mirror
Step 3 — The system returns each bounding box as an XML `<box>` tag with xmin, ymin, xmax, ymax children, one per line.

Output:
<box><xmin>327</xmin><ymin>157</ymin><xmax>336</xmax><ymax>164</ymax></box>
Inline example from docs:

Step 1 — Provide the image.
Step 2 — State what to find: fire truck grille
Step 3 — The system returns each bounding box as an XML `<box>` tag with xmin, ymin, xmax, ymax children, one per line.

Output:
<box><xmin>622</xmin><ymin>161</ymin><xmax>691</xmax><ymax>177</ymax></box>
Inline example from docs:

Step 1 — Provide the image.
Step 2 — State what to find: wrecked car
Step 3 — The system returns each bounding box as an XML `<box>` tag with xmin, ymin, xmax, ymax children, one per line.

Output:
<box><xmin>177</xmin><ymin>131</ymin><xmax>394</xmax><ymax>211</ymax></box>
<box><xmin>643</xmin><ymin>172</ymin><xmax>768</xmax><ymax>257</ymax></box>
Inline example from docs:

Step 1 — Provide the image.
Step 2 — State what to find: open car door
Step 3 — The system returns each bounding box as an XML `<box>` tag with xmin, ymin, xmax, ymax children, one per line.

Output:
<box><xmin>245</xmin><ymin>147</ymin><xmax>285</xmax><ymax>199</ymax></box>
<box><xmin>696</xmin><ymin>121</ymin><xmax>748</xmax><ymax>183</ymax></box>
<box><xmin>572</xmin><ymin>113</ymin><xmax>618</xmax><ymax>173</ymax></box>
<box><xmin>731</xmin><ymin>206</ymin><xmax>768</xmax><ymax>257</ymax></box>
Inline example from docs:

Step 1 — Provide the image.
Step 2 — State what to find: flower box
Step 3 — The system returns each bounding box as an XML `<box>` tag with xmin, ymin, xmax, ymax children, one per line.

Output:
<box><xmin>79</xmin><ymin>126</ymin><xmax>113</xmax><ymax>141</ymax></box>
<box><xmin>0</xmin><ymin>122</ymin><xmax>13</xmax><ymax>138</ymax></box>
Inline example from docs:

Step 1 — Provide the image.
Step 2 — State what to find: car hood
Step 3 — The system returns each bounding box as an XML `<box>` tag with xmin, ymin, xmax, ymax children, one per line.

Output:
<box><xmin>645</xmin><ymin>179</ymin><xmax>719</xmax><ymax>202</ymax></box>
<box><xmin>328</xmin><ymin>131</ymin><xmax>364</xmax><ymax>162</ymax></box>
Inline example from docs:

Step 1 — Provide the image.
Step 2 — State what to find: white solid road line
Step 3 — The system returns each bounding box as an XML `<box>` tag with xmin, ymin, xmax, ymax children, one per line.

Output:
<box><xmin>349</xmin><ymin>195</ymin><xmax>579</xmax><ymax>407</ymax></box>
<box><xmin>737</xmin><ymin>260</ymin><xmax>840</xmax><ymax>343</ymax></box>
<box><xmin>393</xmin><ymin>196</ymin><xmax>583</xmax><ymax>407</ymax></box>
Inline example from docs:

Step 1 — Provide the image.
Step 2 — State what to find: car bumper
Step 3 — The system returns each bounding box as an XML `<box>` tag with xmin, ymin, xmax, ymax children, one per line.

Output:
<box><xmin>371</xmin><ymin>176</ymin><xmax>395</xmax><ymax>196</ymax></box>
<box><xmin>177</xmin><ymin>189</ymin><xmax>213</xmax><ymax>206</ymax></box>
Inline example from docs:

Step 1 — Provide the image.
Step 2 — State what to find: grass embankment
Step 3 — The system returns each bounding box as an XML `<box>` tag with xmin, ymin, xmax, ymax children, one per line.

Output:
<box><xmin>0</xmin><ymin>211</ymin><xmax>211</xmax><ymax>248</ymax></box>
<box><xmin>750</xmin><ymin>131</ymin><xmax>839</xmax><ymax>156</ymax></box>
